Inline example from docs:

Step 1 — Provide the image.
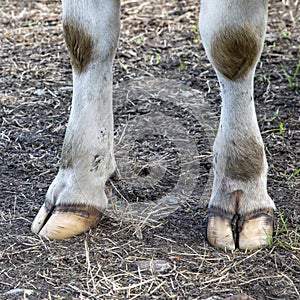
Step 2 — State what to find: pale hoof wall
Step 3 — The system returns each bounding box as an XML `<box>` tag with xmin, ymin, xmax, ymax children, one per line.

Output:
<box><xmin>207</xmin><ymin>208</ymin><xmax>273</xmax><ymax>251</ymax></box>
<box><xmin>238</xmin><ymin>210</ymin><xmax>273</xmax><ymax>250</ymax></box>
<box><xmin>31</xmin><ymin>204</ymin><xmax>101</xmax><ymax>240</ymax></box>
<box><xmin>207</xmin><ymin>212</ymin><xmax>235</xmax><ymax>251</ymax></box>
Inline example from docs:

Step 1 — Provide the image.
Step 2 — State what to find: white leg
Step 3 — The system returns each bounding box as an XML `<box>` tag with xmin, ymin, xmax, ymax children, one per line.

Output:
<box><xmin>199</xmin><ymin>0</ymin><xmax>275</xmax><ymax>250</ymax></box>
<box><xmin>32</xmin><ymin>0</ymin><xmax>120</xmax><ymax>239</ymax></box>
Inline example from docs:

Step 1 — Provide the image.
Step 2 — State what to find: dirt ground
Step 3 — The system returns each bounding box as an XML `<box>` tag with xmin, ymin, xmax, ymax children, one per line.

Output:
<box><xmin>1</xmin><ymin>0</ymin><xmax>299</xmax><ymax>299</ymax></box>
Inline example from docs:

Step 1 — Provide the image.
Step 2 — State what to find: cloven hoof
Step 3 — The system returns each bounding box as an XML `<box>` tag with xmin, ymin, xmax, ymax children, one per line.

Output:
<box><xmin>31</xmin><ymin>203</ymin><xmax>101</xmax><ymax>240</ymax></box>
<box><xmin>207</xmin><ymin>208</ymin><xmax>273</xmax><ymax>251</ymax></box>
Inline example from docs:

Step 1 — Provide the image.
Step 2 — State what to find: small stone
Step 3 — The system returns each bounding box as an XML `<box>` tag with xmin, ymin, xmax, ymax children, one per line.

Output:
<box><xmin>224</xmin><ymin>294</ymin><xmax>256</xmax><ymax>300</ymax></box>
<box><xmin>134</xmin><ymin>259</ymin><xmax>171</xmax><ymax>274</ymax></box>
<box><xmin>4</xmin><ymin>289</ymin><xmax>35</xmax><ymax>296</ymax></box>
<box><xmin>34</xmin><ymin>89</ymin><xmax>46</xmax><ymax>96</ymax></box>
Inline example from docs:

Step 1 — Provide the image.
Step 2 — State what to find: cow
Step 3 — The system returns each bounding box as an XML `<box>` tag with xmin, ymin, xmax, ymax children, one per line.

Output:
<box><xmin>31</xmin><ymin>0</ymin><xmax>275</xmax><ymax>251</ymax></box>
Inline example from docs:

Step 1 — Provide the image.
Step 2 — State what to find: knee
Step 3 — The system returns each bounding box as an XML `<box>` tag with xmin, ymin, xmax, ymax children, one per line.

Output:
<box><xmin>63</xmin><ymin>21</ymin><xmax>120</xmax><ymax>73</ymax></box>
<box><xmin>62</xmin><ymin>0</ymin><xmax>120</xmax><ymax>74</ymax></box>
<box><xmin>199</xmin><ymin>0</ymin><xmax>268</xmax><ymax>81</ymax></box>
<box><xmin>63</xmin><ymin>23</ymin><xmax>94</xmax><ymax>73</ymax></box>
<box><xmin>209</xmin><ymin>25</ymin><xmax>263</xmax><ymax>81</ymax></box>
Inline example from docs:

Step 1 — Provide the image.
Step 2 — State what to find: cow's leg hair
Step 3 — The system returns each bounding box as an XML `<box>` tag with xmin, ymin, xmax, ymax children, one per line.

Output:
<box><xmin>200</xmin><ymin>0</ymin><xmax>275</xmax><ymax>250</ymax></box>
<box><xmin>31</xmin><ymin>0</ymin><xmax>276</xmax><ymax>249</ymax></box>
<box><xmin>32</xmin><ymin>0</ymin><xmax>120</xmax><ymax>239</ymax></box>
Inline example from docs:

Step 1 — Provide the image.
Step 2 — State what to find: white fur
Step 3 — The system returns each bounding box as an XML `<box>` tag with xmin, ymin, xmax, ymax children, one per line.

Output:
<box><xmin>199</xmin><ymin>0</ymin><xmax>275</xmax><ymax>214</ymax></box>
<box><xmin>46</xmin><ymin>0</ymin><xmax>120</xmax><ymax>210</ymax></box>
<box><xmin>46</xmin><ymin>0</ymin><xmax>275</xmax><ymax>215</ymax></box>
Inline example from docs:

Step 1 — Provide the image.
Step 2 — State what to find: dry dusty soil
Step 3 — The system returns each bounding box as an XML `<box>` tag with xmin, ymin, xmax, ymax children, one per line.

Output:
<box><xmin>1</xmin><ymin>0</ymin><xmax>299</xmax><ymax>299</ymax></box>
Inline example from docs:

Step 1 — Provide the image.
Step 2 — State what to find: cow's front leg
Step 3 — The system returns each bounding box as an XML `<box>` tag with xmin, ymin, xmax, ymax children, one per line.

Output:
<box><xmin>200</xmin><ymin>0</ymin><xmax>275</xmax><ymax>250</ymax></box>
<box><xmin>32</xmin><ymin>0</ymin><xmax>120</xmax><ymax>240</ymax></box>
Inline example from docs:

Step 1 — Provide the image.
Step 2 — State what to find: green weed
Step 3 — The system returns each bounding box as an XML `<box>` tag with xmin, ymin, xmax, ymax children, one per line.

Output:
<box><xmin>155</xmin><ymin>52</ymin><xmax>161</xmax><ymax>64</ymax></box>
<box><xmin>135</xmin><ymin>36</ymin><xmax>144</xmax><ymax>44</ymax></box>
<box><xmin>281</xmin><ymin>57</ymin><xmax>300</xmax><ymax>92</ymax></box>
<box><xmin>281</xmin><ymin>29</ymin><xmax>291</xmax><ymax>39</ymax></box>
<box><xmin>287</xmin><ymin>168</ymin><xmax>300</xmax><ymax>181</ymax></box>
<box><xmin>179</xmin><ymin>60</ymin><xmax>186</xmax><ymax>70</ymax></box>
<box><xmin>192</xmin><ymin>21</ymin><xmax>200</xmax><ymax>43</ymax></box>
<box><xmin>279</xmin><ymin>121</ymin><xmax>284</xmax><ymax>135</ymax></box>
<box><xmin>270</xmin><ymin>211</ymin><xmax>300</xmax><ymax>251</ymax></box>
<box><xmin>264</xmin><ymin>107</ymin><xmax>280</xmax><ymax>122</ymax></box>
<box><xmin>263</xmin><ymin>73</ymin><xmax>271</xmax><ymax>84</ymax></box>
<box><xmin>147</xmin><ymin>53</ymin><xmax>161</xmax><ymax>65</ymax></box>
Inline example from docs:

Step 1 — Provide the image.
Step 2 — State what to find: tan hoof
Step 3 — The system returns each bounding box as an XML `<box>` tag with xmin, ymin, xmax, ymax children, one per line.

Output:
<box><xmin>207</xmin><ymin>210</ymin><xmax>235</xmax><ymax>251</ymax></box>
<box><xmin>238</xmin><ymin>210</ymin><xmax>273</xmax><ymax>250</ymax></box>
<box><xmin>31</xmin><ymin>203</ymin><xmax>101</xmax><ymax>240</ymax></box>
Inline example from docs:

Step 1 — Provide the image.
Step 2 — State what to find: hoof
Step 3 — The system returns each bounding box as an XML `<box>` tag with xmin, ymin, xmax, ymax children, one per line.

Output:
<box><xmin>207</xmin><ymin>208</ymin><xmax>274</xmax><ymax>251</ymax></box>
<box><xmin>207</xmin><ymin>209</ymin><xmax>235</xmax><ymax>251</ymax></box>
<box><xmin>31</xmin><ymin>204</ymin><xmax>101</xmax><ymax>240</ymax></box>
<box><xmin>238</xmin><ymin>210</ymin><xmax>273</xmax><ymax>250</ymax></box>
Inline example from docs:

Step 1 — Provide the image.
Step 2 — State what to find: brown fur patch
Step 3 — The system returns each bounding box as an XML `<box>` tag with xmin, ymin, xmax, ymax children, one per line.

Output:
<box><xmin>63</xmin><ymin>22</ymin><xmax>93</xmax><ymax>73</ymax></box>
<box><xmin>211</xmin><ymin>25</ymin><xmax>262</xmax><ymax>81</ymax></box>
<box><xmin>225</xmin><ymin>137</ymin><xmax>264</xmax><ymax>181</ymax></box>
